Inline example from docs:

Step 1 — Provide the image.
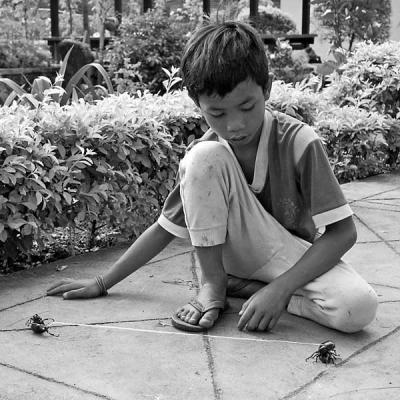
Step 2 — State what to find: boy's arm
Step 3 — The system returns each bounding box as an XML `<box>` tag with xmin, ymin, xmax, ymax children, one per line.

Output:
<box><xmin>238</xmin><ymin>216</ymin><xmax>357</xmax><ymax>331</ymax></box>
<box><xmin>46</xmin><ymin>222</ymin><xmax>175</xmax><ymax>299</ymax></box>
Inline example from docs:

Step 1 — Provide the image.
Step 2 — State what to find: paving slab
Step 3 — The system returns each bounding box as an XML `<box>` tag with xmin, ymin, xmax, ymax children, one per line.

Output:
<box><xmin>341</xmin><ymin>170</ymin><xmax>400</xmax><ymax>202</ymax></box>
<box><xmin>286</xmin><ymin>326</ymin><xmax>400</xmax><ymax>400</ymax></box>
<box><xmin>1</xmin><ymin>172</ymin><xmax>400</xmax><ymax>400</ymax></box>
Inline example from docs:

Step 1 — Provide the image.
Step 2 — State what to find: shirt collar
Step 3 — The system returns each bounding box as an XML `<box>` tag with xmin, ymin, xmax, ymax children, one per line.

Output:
<box><xmin>218</xmin><ymin>110</ymin><xmax>272</xmax><ymax>193</ymax></box>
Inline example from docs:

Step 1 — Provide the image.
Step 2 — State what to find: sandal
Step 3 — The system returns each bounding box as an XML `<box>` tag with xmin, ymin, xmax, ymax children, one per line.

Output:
<box><xmin>171</xmin><ymin>298</ymin><xmax>228</xmax><ymax>332</ymax></box>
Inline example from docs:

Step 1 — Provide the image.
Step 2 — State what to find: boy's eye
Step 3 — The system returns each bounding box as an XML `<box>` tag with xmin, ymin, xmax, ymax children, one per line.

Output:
<box><xmin>209</xmin><ymin>112</ymin><xmax>224</xmax><ymax>118</ymax></box>
<box><xmin>241</xmin><ymin>104</ymin><xmax>255</xmax><ymax>112</ymax></box>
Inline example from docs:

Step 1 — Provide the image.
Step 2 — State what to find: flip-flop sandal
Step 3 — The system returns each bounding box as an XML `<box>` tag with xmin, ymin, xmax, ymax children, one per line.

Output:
<box><xmin>171</xmin><ymin>298</ymin><xmax>228</xmax><ymax>332</ymax></box>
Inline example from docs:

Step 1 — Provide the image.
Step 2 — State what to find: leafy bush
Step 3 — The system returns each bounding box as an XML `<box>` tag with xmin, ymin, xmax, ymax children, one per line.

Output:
<box><xmin>268</xmin><ymin>77</ymin><xmax>324</xmax><ymax>126</ymax></box>
<box><xmin>0</xmin><ymin>89</ymin><xmax>204</xmax><ymax>269</ymax></box>
<box><xmin>267</xmin><ymin>40</ymin><xmax>314</xmax><ymax>84</ymax></box>
<box><xmin>0</xmin><ymin>46</ymin><xmax>113</xmax><ymax>107</ymax></box>
<box><xmin>106</xmin><ymin>7</ymin><xmax>190</xmax><ymax>94</ymax></box>
<box><xmin>313</xmin><ymin>0</ymin><xmax>391</xmax><ymax>51</ymax></box>
<box><xmin>325</xmin><ymin>41</ymin><xmax>400</xmax><ymax>165</ymax></box>
<box><xmin>238</xmin><ymin>4</ymin><xmax>297</xmax><ymax>35</ymax></box>
<box><xmin>315</xmin><ymin>106</ymin><xmax>390</xmax><ymax>182</ymax></box>
<box><xmin>0</xmin><ymin>40</ymin><xmax>51</xmax><ymax>68</ymax></box>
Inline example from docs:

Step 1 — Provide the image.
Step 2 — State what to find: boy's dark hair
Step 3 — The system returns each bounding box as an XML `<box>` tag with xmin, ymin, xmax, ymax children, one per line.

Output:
<box><xmin>180</xmin><ymin>21</ymin><xmax>269</xmax><ymax>105</ymax></box>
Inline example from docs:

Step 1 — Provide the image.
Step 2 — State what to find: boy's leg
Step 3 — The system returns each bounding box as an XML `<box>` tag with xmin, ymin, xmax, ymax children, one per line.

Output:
<box><xmin>175</xmin><ymin>244</ymin><xmax>227</xmax><ymax>328</ymax></box>
<box><xmin>177</xmin><ymin>141</ymin><xmax>377</xmax><ymax>332</ymax></box>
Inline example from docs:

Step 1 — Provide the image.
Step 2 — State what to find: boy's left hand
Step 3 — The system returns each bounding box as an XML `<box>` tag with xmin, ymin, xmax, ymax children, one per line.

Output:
<box><xmin>237</xmin><ymin>281</ymin><xmax>292</xmax><ymax>331</ymax></box>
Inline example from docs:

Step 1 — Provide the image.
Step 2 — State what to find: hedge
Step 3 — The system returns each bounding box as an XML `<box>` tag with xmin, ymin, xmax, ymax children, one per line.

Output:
<box><xmin>0</xmin><ymin>89</ymin><xmax>203</xmax><ymax>267</ymax></box>
<box><xmin>1</xmin><ymin>81</ymin><xmax>398</xmax><ymax>268</ymax></box>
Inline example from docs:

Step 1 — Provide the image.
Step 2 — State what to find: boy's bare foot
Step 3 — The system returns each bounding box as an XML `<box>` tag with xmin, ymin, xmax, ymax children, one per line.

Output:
<box><xmin>174</xmin><ymin>282</ymin><xmax>227</xmax><ymax>329</ymax></box>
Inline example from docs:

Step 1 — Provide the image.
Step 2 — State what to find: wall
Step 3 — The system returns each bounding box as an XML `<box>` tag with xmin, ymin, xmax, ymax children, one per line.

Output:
<box><xmin>391</xmin><ymin>0</ymin><xmax>400</xmax><ymax>41</ymax></box>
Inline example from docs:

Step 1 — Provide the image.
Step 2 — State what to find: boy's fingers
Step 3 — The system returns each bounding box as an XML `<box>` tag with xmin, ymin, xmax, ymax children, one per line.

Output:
<box><xmin>63</xmin><ymin>287</ymin><xmax>90</xmax><ymax>300</ymax></box>
<box><xmin>243</xmin><ymin>312</ymin><xmax>264</xmax><ymax>331</ymax></box>
<box><xmin>257</xmin><ymin>316</ymin><xmax>271</xmax><ymax>331</ymax></box>
<box><xmin>46</xmin><ymin>279</ymin><xmax>73</xmax><ymax>292</ymax></box>
<box><xmin>47</xmin><ymin>282</ymin><xmax>83</xmax><ymax>296</ymax></box>
<box><xmin>239</xmin><ymin>297</ymin><xmax>252</xmax><ymax>315</ymax></box>
<box><xmin>267</xmin><ymin>316</ymin><xmax>279</xmax><ymax>331</ymax></box>
<box><xmin>237</xmin><ymin>307</ymin><xmax>254</xmax><ymax>330</ymax></box>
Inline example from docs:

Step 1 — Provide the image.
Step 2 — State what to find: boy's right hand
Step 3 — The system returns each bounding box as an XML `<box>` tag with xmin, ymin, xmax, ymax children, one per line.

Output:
<box><xmin>46</xmin><ymin>279</ymin><xmax>102</xmax><ymax>300</ymax></box>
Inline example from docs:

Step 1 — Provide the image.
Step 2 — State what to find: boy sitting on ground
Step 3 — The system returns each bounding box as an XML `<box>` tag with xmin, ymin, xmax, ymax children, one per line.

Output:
<box><xmin>48</xmin><ymin>21</ymin><xmax>377</xmax><ymax>333</ymax></box>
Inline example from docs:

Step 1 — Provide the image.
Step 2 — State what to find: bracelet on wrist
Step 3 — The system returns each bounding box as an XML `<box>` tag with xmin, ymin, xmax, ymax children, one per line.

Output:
<box><xmin>95</xmin><ymin>275</ymin><xmax>108</xmax><ymax>296</ymax></box>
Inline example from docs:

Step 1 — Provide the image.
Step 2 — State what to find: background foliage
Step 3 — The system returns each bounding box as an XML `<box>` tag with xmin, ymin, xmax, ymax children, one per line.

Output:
<box><xmin>312</xmin><ymin>0</ymin><xmax>391</xmax><ymax>51</ymax></box>
<box><xmin>0</xmin><ymin>89</ymin><xmax>203</xmax><ymax>270</ymax></box>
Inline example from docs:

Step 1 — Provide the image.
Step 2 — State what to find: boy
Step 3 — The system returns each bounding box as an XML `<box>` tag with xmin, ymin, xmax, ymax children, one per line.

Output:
<box><xmin>47</xmin><ymin>21</ymin><xmax>377</xmax><ymax>333</ymax></box>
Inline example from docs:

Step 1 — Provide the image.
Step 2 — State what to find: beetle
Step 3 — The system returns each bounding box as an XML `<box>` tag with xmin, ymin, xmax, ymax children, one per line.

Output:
<box><xmin>306</xmin><ymin>340</ymin><xmax>340</xmax><ymax>364</ymax></box>
<box><xmin>26</xmin><ymin>314</ymin><xmax>59</xmax><ymax>337</ymax></box>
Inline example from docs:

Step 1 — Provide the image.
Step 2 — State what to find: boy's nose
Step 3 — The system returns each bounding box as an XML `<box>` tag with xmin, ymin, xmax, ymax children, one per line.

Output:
<box><xmin>226</xmin><ymin>116</ymin><xmax>245</xmax><ymax>132</ymax></box>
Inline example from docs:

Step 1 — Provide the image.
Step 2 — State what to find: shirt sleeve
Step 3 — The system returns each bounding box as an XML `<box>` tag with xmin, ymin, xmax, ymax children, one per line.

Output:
<box><xmin>157</xmin><ymin>183</ymin><xmax>190</xmax><ymax>238</ymax></box>
<box><xmin>296</xmin><ymin>137</ymin><xmax>353</xmax><ymax>229</ymax></box>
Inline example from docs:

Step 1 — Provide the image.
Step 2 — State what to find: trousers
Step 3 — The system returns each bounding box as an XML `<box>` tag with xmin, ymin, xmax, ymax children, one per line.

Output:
<box><xmin>179</xmin><ymin>141</ymin><xmax>378</xmax><ymax>333</ymax></box>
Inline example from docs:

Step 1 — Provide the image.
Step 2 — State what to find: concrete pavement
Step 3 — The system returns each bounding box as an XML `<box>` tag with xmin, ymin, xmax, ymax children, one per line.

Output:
<box><xmin>1</xmin><ymin>171</ymin><xmax>400</xmax><ymax>400</ymax></box>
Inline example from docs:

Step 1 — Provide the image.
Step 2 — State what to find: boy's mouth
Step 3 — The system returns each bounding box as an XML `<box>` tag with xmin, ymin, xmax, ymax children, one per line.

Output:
<box><xmin>230</xmin><ymin>136</ymin><xmax>246</xmax><ymax>142</ymax></box>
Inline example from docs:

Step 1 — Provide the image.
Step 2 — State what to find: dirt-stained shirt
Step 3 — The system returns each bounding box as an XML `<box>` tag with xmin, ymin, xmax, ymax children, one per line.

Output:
<box><xmin>157</xmin><ymin>110</ymin><xmax>352</xmax><ymax>243</ymax></box>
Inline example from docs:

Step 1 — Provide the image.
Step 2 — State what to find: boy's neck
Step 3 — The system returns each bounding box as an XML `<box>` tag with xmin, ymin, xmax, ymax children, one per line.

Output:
<box><xmin>230</xmin><ymin>124</ymin><xmax>262</xmax><ymax>159</ymax></box>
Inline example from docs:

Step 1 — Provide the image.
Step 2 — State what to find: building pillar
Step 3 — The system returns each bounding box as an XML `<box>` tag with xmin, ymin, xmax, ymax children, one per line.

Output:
<box><xmin>203</xmin><ymin>0</ymin><xmax>210</xmax><ymax>16</ymax></box>
<box><xmin>143</xmin><ymin>0</ymin><xmax>152</xmax><ymax>13</ymax></box>
<box><xmin>250</xmin><ymin>0</ymin><xmax>259</xmax><ymax>21</ymax></box>
<box><xmin>115</xmin><ymin>0</ymin><xmax>122</xmax><ymax>23</ymax></box>
<box><xmin>302</xmin><ymin>0</ymin><xmax>310</xmax><ymax>34</ymax></box>
<box><xmin>50</xmin><ymin>0</ymin><xmax>59</xmax><ymax>37</ymax></box>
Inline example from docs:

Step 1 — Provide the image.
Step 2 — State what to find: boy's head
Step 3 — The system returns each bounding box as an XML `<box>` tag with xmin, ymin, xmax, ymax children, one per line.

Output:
<box><xmin>181</xmin><ymin>21</ymin><xmax>270</xmax><ymax>106</ymax></box>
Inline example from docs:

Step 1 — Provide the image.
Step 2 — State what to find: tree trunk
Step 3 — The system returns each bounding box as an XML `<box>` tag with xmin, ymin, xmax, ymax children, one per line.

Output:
<box><xmin>82</xmin><ymin>0</ymin><xmax>90</xmax><ymax>43</ymax></box>
<box><xmin>249</xmin><ymin>0</ymin><xmax>258</xmax><ymax>22</ymax></box>
<box><xmin>66</xmin><ymin>0</ymin><xmax>73</xmax><ymax>36</ymax></box>
<box><xmin>143</xmin><ymin>0</ymin><xmax>152</xmax><ymax>13</ymax></box>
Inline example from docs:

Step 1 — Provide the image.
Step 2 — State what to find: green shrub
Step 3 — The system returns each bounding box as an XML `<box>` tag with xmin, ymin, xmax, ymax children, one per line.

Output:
<box><xmin>0</xmin><ymin>89</ymin><xmax>204</xmax><ymax>268</ymax></box>
<box><xmin>106</xmin><ymin>7</ymin><xmax>190</xmax><ymax>95</ymax></box>
<box><xmin>0</xmin><ymin>46</ymin><xmax>113</xmax><ymax>107</ymax></box>
<box><xmin>313</xmin><ymin>0</ymin><xmax>391</xmax><ymax>51</ymax></box>
<box><xmin>267</xmin><ymin>40</ymin><xmax>314</xmax><ymax>84</ymax></box>
<box><xmin>325</xmin><ymin>41</ymin><xmax>400</xmax><ymax>165</ymax></box>
<box><xmin>268</xmin><ymin>78</ymin><xmax>324</xmax><ymax>126</ymax></box>
<box><xmin>238</xmin><ymin>4</ymin><xmax>297</xmax><ymax>35</ymax></box>
<box><xmin>0</xmin><ymin>40</ymin><xmax>51</xmax><ymax>69</ymax></box>
<box><xmin>315</xmin><ymin>106</ymin><xmax>390</xmax><ymax>182</ymax></box>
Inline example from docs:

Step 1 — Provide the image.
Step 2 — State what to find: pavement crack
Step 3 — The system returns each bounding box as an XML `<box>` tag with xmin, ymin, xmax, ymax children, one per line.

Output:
<box><xmin>146</xmin><ymin>249</ymin><xmax>193</xmax><ymax>265</ymax></box>
<box><xmin>353</xmin><ymin>214</ymin><xmax>400</xmax><ymax>256</ymax></box>
<box><xmin>379</xmin><ymin>300</ymin><xmax>400</xmax><ymax>304</ymax></box>
<box><xmin>190</xmin><ymin>251</ymin><xmax>223</xmax><ymax>400</ymax></box>
<box><xmin>349</xmin><ymin>187</ymin><xmax>400</xmax><ymax>205</ymax></box>
<box><xmin>202</xmin><ymin>335</ymin><xmax>223</xmax><ymax>400</ymax></box>
<box><xmin>352</xmin><ymin>204</ymin><xmax>400</xmax><ymax>213</ymax></box>
<box><xmin>0</xmin><ymin>295</ymin><xmax>47</xmax><ymax>313</ymax></box>
<box><xmin>0</xmin><ymin>361</ymin><xmax>116</xmax><ymax>399</ymax></box>
<box><xmin>370</xmin><ymin>282</ymin><xmax>400</xmax><ymax>290</ymax></box>
<box><xmin>279</xmin><ymin>324</ymin><xmax>400</xmax><ymax>399</ymax></box>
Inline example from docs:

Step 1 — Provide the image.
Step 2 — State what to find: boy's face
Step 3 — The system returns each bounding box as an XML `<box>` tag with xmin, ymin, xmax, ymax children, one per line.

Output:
<box><xmin>198</xmin><ymin>79</ymin><xmax>269</xmax><ymax>150</ymax></box>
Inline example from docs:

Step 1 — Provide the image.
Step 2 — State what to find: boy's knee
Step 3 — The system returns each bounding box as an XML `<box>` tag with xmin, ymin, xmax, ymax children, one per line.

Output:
<box><xmin>332</xmin><ymin>284</ymin><xmax>378</xmax><ymax>333</ymax></box>
<box><xmin>180</xmin><ymin>141</ymin><xmax>232</xmax><ymax>180</ymax></box>
<box><xmin>186</xmin><ymin>141</ymin><xmax>230</xmax><ymax>164</ymax></box>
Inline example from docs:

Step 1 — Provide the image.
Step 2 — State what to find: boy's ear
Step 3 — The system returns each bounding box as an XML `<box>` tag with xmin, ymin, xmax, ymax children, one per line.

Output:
<box><xmin>263</xmin><ymin>72</ymin><xmax>274</xmax><ymax>100</ymax></box>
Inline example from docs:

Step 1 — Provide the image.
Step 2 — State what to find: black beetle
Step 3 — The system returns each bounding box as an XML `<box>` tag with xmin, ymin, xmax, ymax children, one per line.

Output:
<box><xmin>306</xmin><ymin>340</ymin><xmax>340</xmax><ymax>364</ymax></box>
<box><xmin>26</xmin><ymin>314</ymin><xmax>59</xmax><ymax>337</ymax></box>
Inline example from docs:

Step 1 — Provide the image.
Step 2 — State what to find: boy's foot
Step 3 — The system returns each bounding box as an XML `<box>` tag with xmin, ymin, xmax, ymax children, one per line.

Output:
<box><xmin>226</xmin><ymin>275</ymin><xmax>266</xmax><ymax>298</ymax></box>
<box><xmin>172</xmin><ymin>283</ymin><xmax>227</xmax><ymax>332</ymax></box>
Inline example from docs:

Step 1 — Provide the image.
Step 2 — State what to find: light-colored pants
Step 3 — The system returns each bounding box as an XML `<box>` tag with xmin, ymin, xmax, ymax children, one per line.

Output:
<box><xmin>179</xmin><ymin>141</ymin><xmax>378</xmax><ymax>333</ymax></box>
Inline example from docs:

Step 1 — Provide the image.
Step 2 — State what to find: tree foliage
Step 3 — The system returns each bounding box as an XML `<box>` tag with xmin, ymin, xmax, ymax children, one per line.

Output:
<box><xmin>312</xmin><ymin>0</ymin><xmax>391</xmax><ymax>51</ymax></box>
